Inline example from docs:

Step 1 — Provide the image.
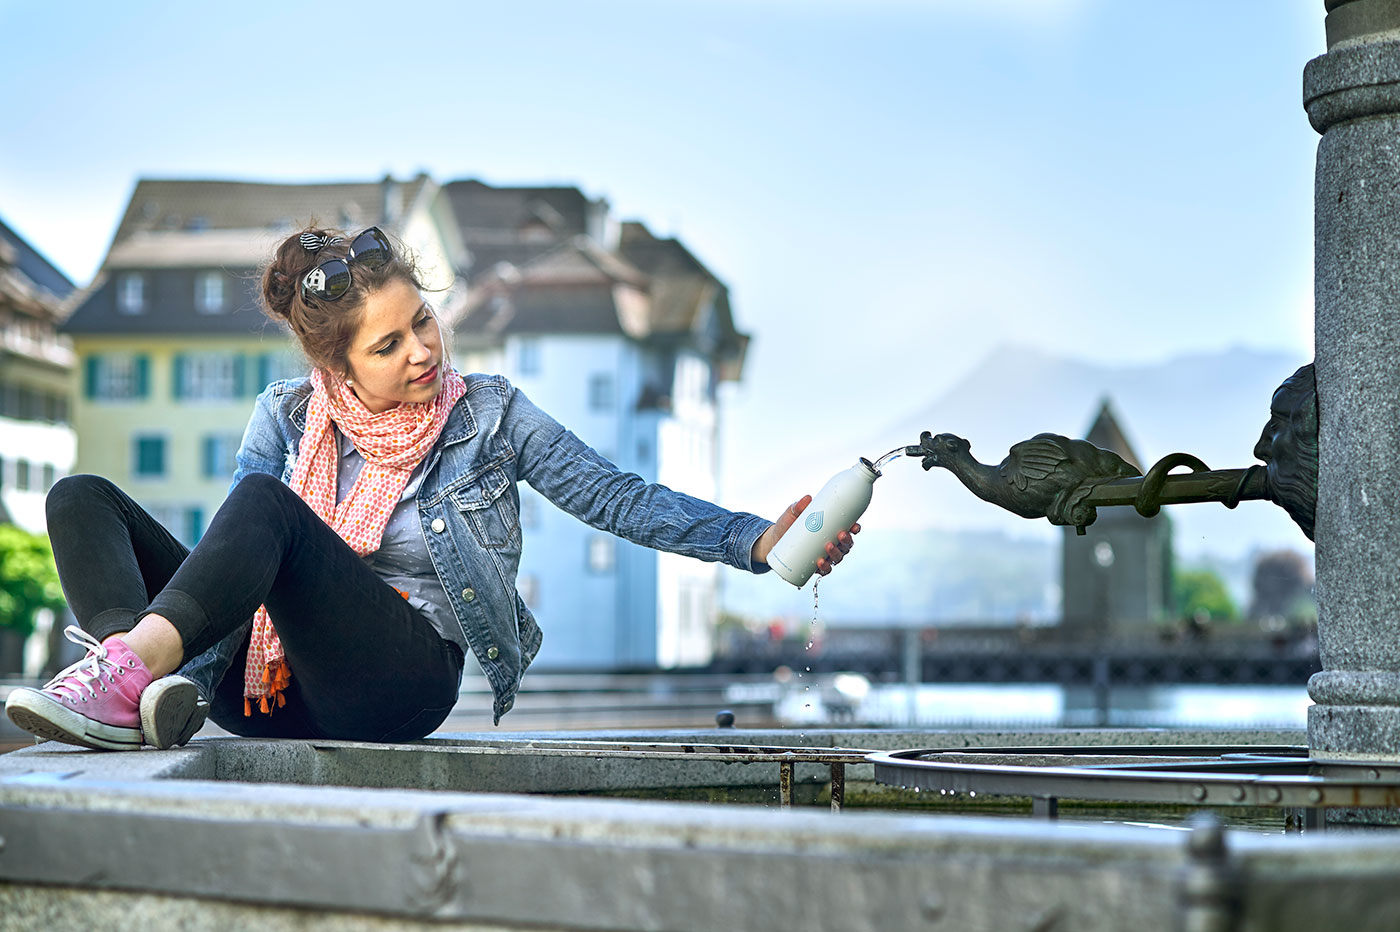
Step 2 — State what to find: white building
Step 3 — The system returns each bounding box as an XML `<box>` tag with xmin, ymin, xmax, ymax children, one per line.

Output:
<box><xmin>447</xmin><ymin>182</ymin><xmax>748</xmax><ymax>669</ymax></box>
<box><xmin>0</xmin><ymin>216</ymin><xmax>76</xmax><ymax>533</ymax></box>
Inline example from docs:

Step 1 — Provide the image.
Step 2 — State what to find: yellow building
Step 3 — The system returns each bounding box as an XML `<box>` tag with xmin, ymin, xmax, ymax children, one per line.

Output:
<box><xmin>61</xmin><ymin>177</ymin><xmax>462</xmax><ymax>543</ymax></box>
<box><xmin>71</xmin><ymin>334</ymin><xmax>301</xmax><ymax>541</ymax></box>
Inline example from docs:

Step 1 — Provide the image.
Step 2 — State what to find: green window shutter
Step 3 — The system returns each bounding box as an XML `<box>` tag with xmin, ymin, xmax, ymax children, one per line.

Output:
<box><xmin>134</xmin><ymin>436</ymin><xmax>166</xmax><ymax>476</ymax></box>
<box><xmin>233</xmin><ymin>352</ymin><xmax>248</xmax><ymax>398</ymax></box>
<box><xmin>135</xmin><ymin>355</ymin><xmax>150</xmax><ymax>399</ymax></box>
<box><xmin>186</xmin><ymin>507</ymin><xmax>204</xmax><ymax>544</ymax></box>
<box><xmin>172</xmin><ymin>354</ymin><xmax>186</xmax><ymax>400</ymax></box>
<box><xmin>84</xmin><ymin>357</ymin><xmax>99</xmax><ymax>399</ymax></box>
<box><xmin>257</xmin><ymin>354</ymin><xmax>272</xmax><ymax>393</ymax></box>
<box><xmin>201</xmin><ymin>435</ymin><xmax>215</xmax><ymax>478</ymax></box>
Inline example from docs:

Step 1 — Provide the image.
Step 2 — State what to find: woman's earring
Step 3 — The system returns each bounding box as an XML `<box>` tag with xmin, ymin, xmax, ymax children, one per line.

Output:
<box><xmin>345</xmin><ymin>378</ymin><xmax>354</xmax><ymax>386</ymax></box>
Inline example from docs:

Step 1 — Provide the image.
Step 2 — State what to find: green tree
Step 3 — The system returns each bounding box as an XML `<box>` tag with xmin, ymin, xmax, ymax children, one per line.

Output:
<box><xmin>0</xmin><ymin>525</ymin><xmax>65</xmax><ymax>636</ymax></box>
<box><xmin>1174</xmin><ymin>568</ymin><xmax>1238</xmax><ymax>622</ymax></box>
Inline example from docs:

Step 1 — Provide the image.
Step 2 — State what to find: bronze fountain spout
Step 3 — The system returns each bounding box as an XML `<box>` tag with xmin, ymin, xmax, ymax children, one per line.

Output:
<box><xmin>909</xmin><ymin>364</ymin><xmax>1317</xmax><ymax>540</ymax></box>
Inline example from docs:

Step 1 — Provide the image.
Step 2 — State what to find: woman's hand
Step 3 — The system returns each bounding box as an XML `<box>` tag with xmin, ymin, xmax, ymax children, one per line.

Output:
<box><xmin>752</xmin><ymin>494</ymin><xmax>860</xmax><ymax>576</ymax></box>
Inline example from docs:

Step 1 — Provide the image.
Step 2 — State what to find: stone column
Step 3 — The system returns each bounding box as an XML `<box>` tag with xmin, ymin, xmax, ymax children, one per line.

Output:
<box><xmin>1306</xmin><ymin>0</ymin><xmax>1400</xmax><ymax>761</ymax></box>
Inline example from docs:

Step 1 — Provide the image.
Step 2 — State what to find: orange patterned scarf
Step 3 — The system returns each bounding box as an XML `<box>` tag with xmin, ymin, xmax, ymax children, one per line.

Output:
<box><xmin>242</xmin><ymin>367</ymin><xmax>467</xmax><ymax>715</ymax></box>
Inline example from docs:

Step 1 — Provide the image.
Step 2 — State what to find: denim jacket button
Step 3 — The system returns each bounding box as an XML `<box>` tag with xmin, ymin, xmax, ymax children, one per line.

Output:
<box><xmin>431</xmin><ymin>518</ymin><xmax>446</xmax><ymax>533</ymax></box>
<box><xmin>487</xmin><ymin>646</ymin><xmax>500</xmax><ymax>660</ymax></box>
<box><xmin>462</xmin><ymin>587</ymin><xmax>476</xmax><ymax>602</ymax></box>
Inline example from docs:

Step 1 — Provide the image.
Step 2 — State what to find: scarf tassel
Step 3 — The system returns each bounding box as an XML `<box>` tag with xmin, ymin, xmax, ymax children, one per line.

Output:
<box><xmin>243</xmin><ymin>657</ymin><xmax>292</xmax><ymax>717</ymax></box>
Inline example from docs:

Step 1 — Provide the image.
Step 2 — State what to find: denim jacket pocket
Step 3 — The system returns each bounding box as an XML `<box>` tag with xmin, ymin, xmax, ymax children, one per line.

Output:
<box><xmin>449</xmin><ymin>467</ymin><xmax>520</xmax><ymax>550</ymax></box>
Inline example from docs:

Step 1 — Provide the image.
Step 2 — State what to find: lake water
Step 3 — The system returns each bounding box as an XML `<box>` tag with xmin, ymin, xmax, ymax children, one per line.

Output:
<box><xmin>773</xmin><ymin>680</ymin><xmax>1312</xmax><ymax>730</ymax></box>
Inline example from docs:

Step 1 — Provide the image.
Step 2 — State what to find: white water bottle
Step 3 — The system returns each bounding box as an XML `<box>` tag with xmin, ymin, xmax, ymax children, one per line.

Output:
<box><xmin>768</xmin><ymin>458</ymin><xmax>880</xmax><ymax>588</ymax></box>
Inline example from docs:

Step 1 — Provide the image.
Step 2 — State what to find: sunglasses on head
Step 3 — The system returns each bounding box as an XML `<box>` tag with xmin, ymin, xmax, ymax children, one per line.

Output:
<box><xmin>299</xmin><ymin>227</ymin><xmax>393</xmax><ymax>302</ymax></box>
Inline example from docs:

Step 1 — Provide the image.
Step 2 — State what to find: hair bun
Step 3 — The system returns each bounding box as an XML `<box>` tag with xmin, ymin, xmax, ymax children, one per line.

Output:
<box><xmin>262</xmin><ymin>266</ymin><xmax>297</xmax><ymax>320</ymax></box>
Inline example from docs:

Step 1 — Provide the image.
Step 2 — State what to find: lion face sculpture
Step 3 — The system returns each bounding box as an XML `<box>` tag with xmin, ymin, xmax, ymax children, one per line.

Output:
<box><xmin>1254</xmin><ymin>363</ymin><xmax>1318</xmax><ymax>540</ymax></box>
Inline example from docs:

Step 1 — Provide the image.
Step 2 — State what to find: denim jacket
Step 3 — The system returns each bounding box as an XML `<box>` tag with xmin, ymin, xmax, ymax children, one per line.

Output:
<box><xmin>178</xmin><ymin>372</ymin><xmax>772</xmax><ymax>724</ymax></box>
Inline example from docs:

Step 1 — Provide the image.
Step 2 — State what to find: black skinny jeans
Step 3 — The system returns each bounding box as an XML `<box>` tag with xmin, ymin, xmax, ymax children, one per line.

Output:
<box><xmin>45</xmin><ymin>473</ymin><xmax>464</xmax><ymax>742</ymax></box>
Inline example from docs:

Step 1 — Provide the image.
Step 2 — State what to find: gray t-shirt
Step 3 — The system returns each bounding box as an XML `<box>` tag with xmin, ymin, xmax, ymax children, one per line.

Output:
<box><xmin>335</xmin><ymin>430</ymin><xmax>466</xmax><ymax>655</ymax></box>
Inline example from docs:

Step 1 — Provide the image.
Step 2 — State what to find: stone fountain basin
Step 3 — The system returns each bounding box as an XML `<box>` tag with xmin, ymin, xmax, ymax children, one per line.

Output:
<box><xmin>5</xmin><ymin>727</ymin><xmax>1400</xmax><ymax>931</ymax></box>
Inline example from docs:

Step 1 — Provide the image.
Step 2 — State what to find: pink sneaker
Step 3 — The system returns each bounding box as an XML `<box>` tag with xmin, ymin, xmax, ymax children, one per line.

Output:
<box><xmin>5</xmin><ymin>625</ymin><xmax>152</xmax><ymax>750</ymax></box>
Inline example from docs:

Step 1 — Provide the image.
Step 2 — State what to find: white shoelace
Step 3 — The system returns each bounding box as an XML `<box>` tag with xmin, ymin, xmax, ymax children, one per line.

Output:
<box><xmin>42</xmin><ymin>625</ymin><xmax>125</xmax><ymax>700</ymax></box>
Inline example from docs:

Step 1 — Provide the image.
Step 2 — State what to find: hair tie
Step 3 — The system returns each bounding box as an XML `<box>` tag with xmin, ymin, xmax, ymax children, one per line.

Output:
<box><xmin>299</xmin><ymin>232</ymin><xmax>344</xmax><ymax>253</ymax></box>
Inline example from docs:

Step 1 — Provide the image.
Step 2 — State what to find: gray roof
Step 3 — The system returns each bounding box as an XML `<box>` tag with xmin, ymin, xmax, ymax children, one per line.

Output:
<box><xmin>456</xmin><ymin>237</ymin><xmax>647</xmax><ymax>339</ymax></box>
<box><xmin>442</xmin><ymin>180</ymin><xmax>600</xmax><ymax>284</ymax></box>
<box><xmin>60</xmin><ymin>266</ymin><xmax>279</xmax><ymax>337</ymax></box>
<box><xmin>108</xmin><ymin>175</ymin><xmax>437</xmax><ymax>249</ymax></box>
<box><xmin>0</xmin><ymin>214</ymin><xmax>74</xmax><ymax>304</ymax></box>
<box><xmin>62</xmin><ymin>175</ymin><xmax>450</xmax><ymax>337</ymax></box>
<box><xmin>57</xmin><ymin>176</ymin><xmax>749</xmax><ymax>381</ymax></box>
<box><xmin>617</xmin><ymin>221</ymin><xmax>709</xmax><ymax>277</ymax></box>
<box><xmin>1084</xmin><ymin>398</ymin><xmax>1143</xmax><ymax>471</ymax></box>
<box><xmin>456</xmin><ymin>218</ymin><xmax>750</xmax><ymax>380</ymax></box>
<box><xmin>444</xmin><ymin>180</ymin><xmax>593</xmax><ymax>239</ymax></box>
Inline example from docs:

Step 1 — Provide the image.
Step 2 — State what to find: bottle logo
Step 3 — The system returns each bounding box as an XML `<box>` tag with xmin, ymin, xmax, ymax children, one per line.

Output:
<box><xmin>804</xmin><ymin>511</ymin><xmax>824</xmax><ymax>533</ymax></box>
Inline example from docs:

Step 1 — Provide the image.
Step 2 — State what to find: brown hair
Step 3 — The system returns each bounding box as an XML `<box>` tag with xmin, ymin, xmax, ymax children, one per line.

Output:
<box><xmin>259</xmin><ymin>225</ymin><xmax>429</xmax><ymax>377</ymax></box>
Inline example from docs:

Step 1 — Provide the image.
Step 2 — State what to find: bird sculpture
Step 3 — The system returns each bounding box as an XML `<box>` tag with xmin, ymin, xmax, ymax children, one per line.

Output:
<box><xmin>907</xmin><ymin>431</ymin><xmax>1143</xmax><ymax>532</ymax></box>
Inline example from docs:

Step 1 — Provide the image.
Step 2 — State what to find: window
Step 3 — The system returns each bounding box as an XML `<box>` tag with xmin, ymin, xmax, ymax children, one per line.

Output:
<box><xmin>202</xmin><ymin>433</ymin><xmax>242</xmax><ymax>479</ymax></box>
<box><xmin>588</xmin><ymin>372</ymin><xmax>614</xmax><ymax>411</ymax></box>
<box><xmin>145</xmin><ymin>504</ymin><xmax>180</xmax><ymax>535</ymax></box>
<box><xmin>195</xmin><ymin>272</ymin><xmax>225</xmax><ymax>314</ymax></box>
<box><xmin>41</xmin><ymin>463</ymin><xmax>56</xmax><ymax>491</ymax></box>
<box><xmin>516</xmin><ymin>339</ymin><xmax>540</xmax><ymax>376</ymax></box>
<box><xmin>133</xmin><ymin>436</ymin><xmax>167</xmax><ymax>478</ymax></box>
<box><xmin>16</xmin><ymin>386</ymin><xmax>36</xmax><ymax>420</ymax></box>
<box><xmin>118</xmin><ymin>273</ymin><xmax>145</xmax><ymax>314</ymax></box>
<box><xmin>175</xmin><ymin>352</ymin><xmax>240</xmax><ymax>401</ymax></box>
<box><xmin>15</xmin><ymin>459</ymin><xmax>29</xmax><ymax>491</ymax></box>
<box><xmin>675</xmin><ymin>354</ymin><xmax>711</xmax><ymax>405</ymax></box>
<box><xmin>86</xmin><ymin>355</ymin><xmax>149</xmax><ymax>401</ymax></box>
<box><xmin>256</xmin><ymin>352</ymin><xmax>305</xmax><ymax>391</ymax></box>
<box><xmin>145</xmin><ymin>503</ymin><xmax>199</xmax><ymax>546</ymax></box>
<box><xmin>184</xmin><ymin>507</ymin><xmax>204</xmax><ymax>544</ymax></box>
<box><xmin>48</xmin><ymin>393</ymin><xmax>68</xmax><ymax>424</ymax></box>
<box><xmin>586</xmin><ymin>534</ymin><xmax>615</xmax><ymax>574</ymax></box>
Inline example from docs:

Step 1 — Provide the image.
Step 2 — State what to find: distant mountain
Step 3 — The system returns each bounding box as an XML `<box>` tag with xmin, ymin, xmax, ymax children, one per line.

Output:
<box><xmin>721</xmin><ymin>343</ymin><xmax>1313</xmax><ymax>624</ymax></box>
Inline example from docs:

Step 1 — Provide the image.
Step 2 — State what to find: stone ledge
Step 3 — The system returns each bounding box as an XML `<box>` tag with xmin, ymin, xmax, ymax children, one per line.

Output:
<box><xmin>12</xmin><ymin>726</ymin><xmax>1378</xmax><ymax>932</ymax></box>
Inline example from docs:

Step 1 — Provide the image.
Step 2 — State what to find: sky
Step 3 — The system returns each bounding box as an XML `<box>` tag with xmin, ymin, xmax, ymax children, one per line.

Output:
<box><xmin>1</xmin><ymin>1</ymin><xmax>1326</xmax><ymax>545</ymax></box>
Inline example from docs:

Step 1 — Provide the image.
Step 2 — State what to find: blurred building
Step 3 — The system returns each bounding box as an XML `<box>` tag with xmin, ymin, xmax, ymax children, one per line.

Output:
<box><xmin>1060</xmin><ymin>400</ymin><xmax>1174</xmax><ymax>639</ymax></box>
<box><xmin>56</xmin><ymin>176</ymin><xmax>748</xmax><ymax>671</ymax></box>
<box><xmin>60</xmin><ymin>175</ymin><xmax>460</xmax><ymax>544</ymax></box>
<box><xmin>449</xmin><ymin>181</ymin><xmax>749</xmax><ymax>668</ymax></box>
<box><xmin>0</xmin><ymin>215</ymin><xmax>76</xmax><ymax>532</ymax></box>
